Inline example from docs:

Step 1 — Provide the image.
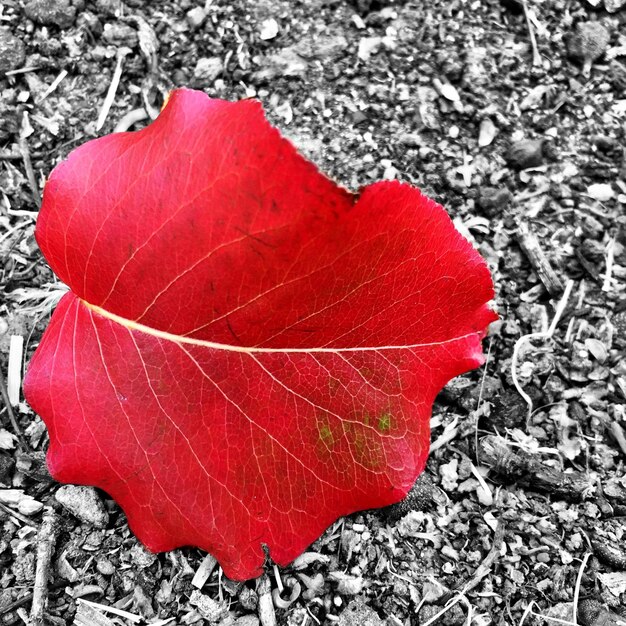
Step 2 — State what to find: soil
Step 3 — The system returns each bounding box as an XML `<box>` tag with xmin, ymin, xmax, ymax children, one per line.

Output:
<box><xmin>1</xmin><ymin>0</ymin><xmax>626</xmax><ymax>625</ymax></box>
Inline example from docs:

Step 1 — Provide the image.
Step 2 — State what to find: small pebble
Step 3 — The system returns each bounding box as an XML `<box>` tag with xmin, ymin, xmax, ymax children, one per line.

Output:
<box><xmin>186</xmin><ymin>7</ymin><xmax>206</xmax><ymax>29</ymax></box>
<box><xmin>234</xmin><ymin>616</ymin><xmax>259</xmax><ymax>626</ymax></box>
<box><xmin>23</xmin><ymin>0</ymin><xmax>77</xmax><ymax>28</ymax></box>
<box><xmin>587</xmin><ymin>183</ymin><xmax>614</xmax><ymax>202</ymax></box>
<box><xmin>0</xmin><ymin>28</ymin><xmax>25</xmax><ymax>73</ymax></box>
<box><xmin>358</xmin><ymin>37</ymin><xmax>382</xmax><ymax>61</ymax></box>
<box><xmin>238</xmin><ymin>587</ymin><xmax>258</xmax><ymax>611</ymax></box>
<box><xmin>76</xmin><ymin>11</ymin><xmax>103</xmax><ymax>36</ymax></box>
<box><xmin>567</xmin><ymin>21</ymin><xmax>610</xmax><ymax>76</ymax></box>
<box><xmin>592</xmin><ymin>134</ymin><xmax>617</xmax><ymax>152</ymax></box>
<box><xmin>506</xmin><ymin>138</ymin><xmax>544</xmax><ymax>170</ymax></box>
<box><xmin>536</xmin><ymin>552</ymin><xmax>550</xmax><ymax>563</ymax></box>
<box><xmin>18</xmin><ymin>498</ymin><xmax>43</xmax><ymax>516</ymax></box>
<box><xmin>606</xmin><ymin>0</ymin><xmax>626</xmax><ymax>11</ymax></box>
<box><xmin>95</xmin><ymin>0</ymin><xmax>120</xmax><ymax>17</ymax></box>
<box><xmin>398</xmin><ymin>132</ymin><xmax>421</xmax><ymax>147</ymax></box>
<box><xmin>0</xmin><ymin>428</ymin><xmax>16</xmax><ymax>450</ymax></box>
<box><xmin>259</xmin><ymin>18</ymin><xmax>279</xmax><ymax>41</ymax></box>
<box><xmin>477</xmin><ymin>187</ymin><xmax>513</xmax><ymax>217</ymax></box>
<box><xmin>190</xmin><ymin>590</ymin><xmax>229</xmax><ymax>623</ymax></box>
<box><xmin>337</xmin><ymin>598</ymin><xmax>383</xmax><ymax>626</ymax></box>
<box><xmin>194</xmin><ymin>57</ymin><xmax>223</xmax><ymax>83</ymax></box>
<box><xmin>55</xmin><ymin>485</ymin><xmax>109</xmax><ymax>528</ymax></box>
<box><xmin>478</xmin><ymin>118</ymin><xmax>497</xmax><ymax>147</ymax></box>
<box><xmin>130</xmin><ymin>543</ymin><xmax>157</xmax><ymax>568</ymax></box>
<box><xmin>96</xmin><ymin>557</ymin><xmax>116</xmax><ymax>576</ymax></box>
<box><xmin>0</xmin><ymin>455</ymin><xmax>14</xmax><ymax>483</ymax></box>
<box><xmin>439</xmin><ymin>82</ymin><xmax>460</xmax><ymax>102</ymax></box>
<box><xmin>102</xmin><ymin>23</ymin><xmax>138</xmax><ymax>47</ymax></box>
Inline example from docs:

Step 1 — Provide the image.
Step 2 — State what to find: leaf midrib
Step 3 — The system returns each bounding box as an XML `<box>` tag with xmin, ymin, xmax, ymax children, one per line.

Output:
<box><xmin>82</xmin><ymin>299</ymin><xmax>476</xmax><ymax>353</ymax></box>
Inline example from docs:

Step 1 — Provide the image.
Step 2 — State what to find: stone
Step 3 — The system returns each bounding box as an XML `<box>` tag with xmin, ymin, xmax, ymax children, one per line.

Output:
<box><xmin>252</xmin><ymin>47</ymin><xmax>307</xmax><ymax>82</ymax></box>
<box><xmin>96</xmin><ymin>558</ymin><xmax>116</xmax><ymax>576</ymax></box>
<box><xmin>506</xmin><ymin>138</ymin><xmax>544</xmax><ymax>170</ymax></box>
<box><xmin>95</xmin><ymin>0</ymin><xmax>122</xmax><ymax>17</ymax></box>
<box><xmin>358</xmin><ymin>36</ymin><xmax>382</xmax><ymax>61</ymax></box>
<box><xmin>259</xmin><ymin>18</ymin><xmax>279</xmax><ymax>41</ymax></box>
<box><xmin>0</xmin><ymin>28</ymin><xmax>25</xmax><ymax>73</ymax></box>
<box><xmin>477</xmin><ymin>186</ymin><xmax>513</xmax><ymax>217</ymax></box>
<box><xmin>186</xmin><ymin>7</ymin><xmax>206</xmax><ymax>29</ymax></box>
<box><xmin>567</xmin><ymin>22</ymin><xmax>610</xmax><ymax>76</ymax></box>
<box><xmin>463</xmin><ymin>46</ymin><xmax>489</xmax><ymax>88</ymax></box>
<box><xmin>398</xmin><ymin>132</ymin><xmax>422</xmax><ymax>147</ymax></box>
<box><xmin>416</xmin><ymin>85</ymin><xmax>440</xmax><ymax>129</ymax></box>
<box><xmin>337</xmin><ymin>598</ymin><xmax>383</xmax><ymax>626</ymax></box>
<box><xmin>130</xmin><ymin>543</ymin><xmax>157</xmax><ymax>568</ymax></box>
<box><xmin>102</xmin><ymin>23</ymin><xmax>138</xmax><ymax>47</ymax></box>
<box><xmin>76</xmin><ymin>12</ymin><xmax>102</xmax><ymax>36</ymax></box>
<box><xmin>587</xmin><ymin>183</ymin><xmax>614</xmax><ymax>202</ymax></box>
<box><xmin>194</xmin><ymin>57</ymin><xmax>223</xmax><ymax>83</ymax></box>
<box><xmin>23</xmin><ymin>0</ymin><xmax>77</xmax><ymax>29</ymax></box>
<box><xmin>55</xmin><ymin>485</ymin><xmax>109</xmax><ymax>528</ymax></box>
<box><xmin>189</xmin><ymin>590</ymin><xmax>229</xmax><ymax>623</ymax></box>
<box><xmin>478</xmin><ymin>118</ymin><xmax>497</xmax><ymax>147</ymax></box>
<box><xmin>11</xmin><ymin>550</ymin><xmax>36</xmax><ymax>584</ymax></box>
<box><xmin>0</xmin><ymin>454</ymin><xmax>14</xmax><ymax>483</ymax></box>
<box><xmin>605</xmin><ymin>0</ymin><xmax>626</xmax><ymax>11</ymax></box>
<box><xmin>234</xmin><ymin>616</ymin><xmax>259</xmax><ymax>626</ymax></box>
<box><xmin>298</xmin><ymin>33</ymin><xmax>348</xmax><ymax>61</ymax></box>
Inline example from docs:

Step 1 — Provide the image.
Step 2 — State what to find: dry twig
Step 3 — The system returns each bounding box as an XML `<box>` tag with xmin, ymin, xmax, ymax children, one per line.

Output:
<box><xmin>602</xmin><ymin>237</ymin><xmax>615</xmax><ymax>292</ymax></box>
<box><xmin>30</xmin><ymin>509</ymin><xmax>59</xmax><ymax>626</ymax></box>
<box><xmin>18</xmin><ymin>116</ymin><xmax>41</xmax><ymax>209</ymax></box>
<box><xmin>113</xmin><ymin>107</ymin><xmax>149</xmax><ymax>133</ymax></box>
<box><xmin>516</xmin><ymin>221</ymin><xmax>563</xmax><ymax>296</ymax></box>
<box><xmin>573</xmin><ymin>553</ymin><xmax>591</xmax><ymax>626</ymax></box>
<box><xmin>480</xmin><ymin>435</ymin><xmax>597</xmax><ymax>501</ymax></box>
<box><xmin>0</xmin><ymin>366</ymin><xmax>27</xmax><ymax>449</ymax></box>
<box><xmin>96</xmin><ymin>47</ymin><xmax>131</xmax><ymax>131</ymax></box>
<box><xmin>511</xmin><ymin>279</ymin><xmax>574</xmax><ymax>422</ymax></box>
<box><xmin>36</xmin><ymin>69</ymin><xmax>68</xmax><ymax>104</ymax></box>
<box><xmin>191</xmin><ymin>553</ymin><xmax>217</xmax><ymax>589</ymax></box>
<box><xmin>522</xmin><ymin>0</ymin><xmax>542</xmax><ymax>67</ymax></box>
<box><xmin>610</xmin><ymin>421</ymin><xmax>626</xmax><ymax>457</ymax></box>
<box><xmin>257</xmin><ymin>574</ymin><xmax>277</xmax><ymax>626</ymax></box>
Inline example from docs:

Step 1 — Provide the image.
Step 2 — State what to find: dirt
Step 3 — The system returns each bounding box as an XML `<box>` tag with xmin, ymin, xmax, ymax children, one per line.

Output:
<box><xmin>1</xmin><ymin>0</ymin><xmax>626</xmax><ymax>625</ymax></box>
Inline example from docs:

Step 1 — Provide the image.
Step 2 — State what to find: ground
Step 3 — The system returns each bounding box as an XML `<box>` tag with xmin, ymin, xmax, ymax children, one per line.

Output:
<box><xmin>1</xmin><ymin>0</ymin><xmax>626</xmax><ymax>625</ymax></box>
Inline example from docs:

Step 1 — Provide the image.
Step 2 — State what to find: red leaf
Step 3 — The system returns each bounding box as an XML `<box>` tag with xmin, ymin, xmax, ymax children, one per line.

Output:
<box><xmin>24</xmin><ymin>89</ymin><xmax>496</xmax><ymax>580</ymax></box>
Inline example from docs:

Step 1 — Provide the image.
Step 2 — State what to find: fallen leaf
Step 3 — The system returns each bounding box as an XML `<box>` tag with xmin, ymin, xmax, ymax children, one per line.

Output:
<box><xmin>24</xmin><ymin>89</ymin><xmax>496</xmax><ymax>580</ymax></box>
